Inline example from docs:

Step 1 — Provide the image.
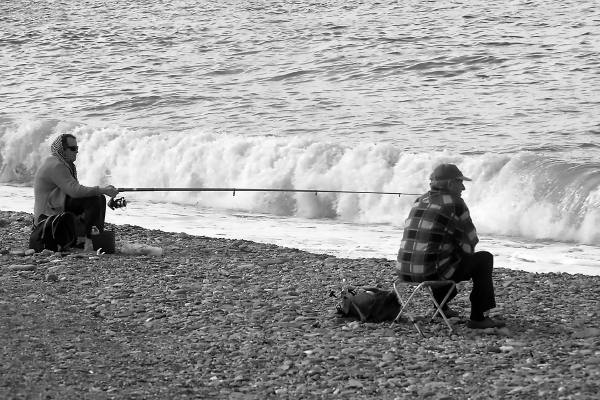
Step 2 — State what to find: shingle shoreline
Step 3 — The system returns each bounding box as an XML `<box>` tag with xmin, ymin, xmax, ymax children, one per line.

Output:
<box><xmin>1</xmin><ymin>210</ymin><xmax>599</xmax><ymax>399</ymax></box>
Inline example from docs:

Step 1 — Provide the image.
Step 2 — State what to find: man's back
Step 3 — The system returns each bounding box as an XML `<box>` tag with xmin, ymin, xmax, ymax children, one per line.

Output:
<box><xmin>397</xmin><ymin>190</ymin><xmax>478</xmax><ymax>280</ymax></box>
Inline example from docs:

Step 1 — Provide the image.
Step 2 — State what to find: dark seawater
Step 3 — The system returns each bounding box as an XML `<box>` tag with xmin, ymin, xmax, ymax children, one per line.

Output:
<box><xmin>2</xmin><ymin>0</ymin><xmax>599</xmax><ymax>156</ymax></box>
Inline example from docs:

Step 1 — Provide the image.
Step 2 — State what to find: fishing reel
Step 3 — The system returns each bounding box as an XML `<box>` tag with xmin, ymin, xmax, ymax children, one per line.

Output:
<box><xmin>108</xmin><ymin>197</ymin><xmax>128</xmax><ymax>210</ymax></box>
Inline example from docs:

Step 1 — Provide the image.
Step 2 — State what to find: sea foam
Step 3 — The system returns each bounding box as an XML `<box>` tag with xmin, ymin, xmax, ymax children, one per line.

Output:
<box><xmin>1</xmin><ymin>120</ymin><xmax>598</xmax><ymax>244</ymax></box>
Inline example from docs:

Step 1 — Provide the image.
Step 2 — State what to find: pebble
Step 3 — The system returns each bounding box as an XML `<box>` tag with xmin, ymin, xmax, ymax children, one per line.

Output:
<box><xmin>572</xmin><ymin>327</ymin><xmax>600</xmax><ymax>338</ymax></box>
<box><xmin>487</xmin><ymin>345</ymin><xmax>502</xmax><ymax>353</ymax></box>
<box><xmin>257</xmin><ymin>258</ymin><xmax>289</xmax><ymax>267</ymax></box>
<box><xmin>496</xmin><ymin>327</ymin><xmax>511</xmax><ymax>336</ymax></box>
<box><xmin>585</xmin><ymin>356</ymin><xmax>600</xmax><ymax>365</ymax></box>
<box><xmin>8</xmin><ymin>264</ymin><xmax>36</xmax><ymax>271</ymax></box>
<box><xmin>508</xmin><ymin>386</ymin><xmax>526</xmax><ymax>394</ymax></box>
<box><xmin>346</xmin><ymin>379</ymin><xmax>363</xmax><ymax>388</ymax></box>
<box><xmin>421</xmin><ymin>381</ymin><xmax>449</xmax><ymax>394</ymax></box>
<box><xmin>342</xmin><ymin>321</ymin><xmax>361</xmax><ymax>330</ymax></box>
<box><xmin>69</xmin><ymin>254</ymin><xmax>87</xmax><ymax>259</ymax></box>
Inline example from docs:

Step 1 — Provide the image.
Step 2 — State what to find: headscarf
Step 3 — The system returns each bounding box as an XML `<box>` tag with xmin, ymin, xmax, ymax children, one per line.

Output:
<box><xmin>50</xmin><ymin>135</ymin><xmax>77</xmax><ymax>179</ymax></box>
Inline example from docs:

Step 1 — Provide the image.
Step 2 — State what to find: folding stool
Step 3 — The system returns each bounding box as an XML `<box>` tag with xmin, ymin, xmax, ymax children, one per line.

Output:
<box><xmin>391</xmin><ymin>279</ymin><xmax>457</xmax><ymax>337</ymax></box>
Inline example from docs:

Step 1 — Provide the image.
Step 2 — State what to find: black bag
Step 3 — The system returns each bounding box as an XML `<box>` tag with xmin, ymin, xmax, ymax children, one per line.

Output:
<box><xmin>29</xmin><ymin>212</ymin><xmax>77</xmax><ymax>252</ymax></box>
<box><xmin>336</xmin><ymin>286</ymin><xmax>401</xmax><ymax>322</ymax></box>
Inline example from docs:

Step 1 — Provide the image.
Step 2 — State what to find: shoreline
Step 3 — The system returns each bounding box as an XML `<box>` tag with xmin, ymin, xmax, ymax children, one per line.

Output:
<box><xmin>1</xmin><ymin>210</ymin><xmax>599</xmax><ymax>399</ymax></box>
<box><xmin>2</xmin><ymin>184</ymin><xmax>599</xmax><ymax>277</ymax></box>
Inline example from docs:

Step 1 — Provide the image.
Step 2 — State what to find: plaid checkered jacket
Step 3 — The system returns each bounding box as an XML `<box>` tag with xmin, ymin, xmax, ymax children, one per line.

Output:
<box><xmin>397</xmin><ymin>190</ymin><xmax>479</xmax><ymax>281</ymax></box>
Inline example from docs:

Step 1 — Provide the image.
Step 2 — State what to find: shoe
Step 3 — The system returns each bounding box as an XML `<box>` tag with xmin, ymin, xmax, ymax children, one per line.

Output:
<box><xmin>467</xmin><ymin>317</ymin><xmax>506</xmax><ymax>329</ymax></box>
<box><xmin>442</xmin><ymin>308</ymin><xmax>460</xmax><ymax>318</ymax></box>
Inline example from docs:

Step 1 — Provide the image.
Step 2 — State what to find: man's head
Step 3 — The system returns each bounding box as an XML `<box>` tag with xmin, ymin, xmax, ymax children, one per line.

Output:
<box><xmin>429</xmin><ymin>163</ymin><xmax>471</xmax><ymax>195</ymax></box>
<box><xmin>60</xmin><ymin>134</ymin><xmax>78</xmax><ymax>162</ymax></box>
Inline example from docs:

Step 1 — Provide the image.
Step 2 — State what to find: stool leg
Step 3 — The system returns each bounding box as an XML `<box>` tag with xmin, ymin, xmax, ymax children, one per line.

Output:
<box><xmin>392</xmin><ymin>282</ymin><xmax>425</xmax><ymax>337</ymax></box>
<box><xmin>428</xmin><ymin>282</ymin><xmax>455</xmax><ymax>319</ymax></box>
<box><xmin>427</xmin><ymin>283</ymin><xmax>455</xmax><ymax>333</ymax></box>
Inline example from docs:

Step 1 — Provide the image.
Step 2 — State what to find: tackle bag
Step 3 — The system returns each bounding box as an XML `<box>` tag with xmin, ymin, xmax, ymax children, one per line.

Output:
<box><xmin>29</xmin><ymin>212</ymin><xmax>78</xmax><ymax>252</ymax></box>
<box><xmin>336</xmin><ymin>286</ymin><xmax>401</xmax><ymax>322</ymax></box>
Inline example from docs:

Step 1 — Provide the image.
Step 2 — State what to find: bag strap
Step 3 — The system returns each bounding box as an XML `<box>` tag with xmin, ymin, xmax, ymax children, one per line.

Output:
<box><xmin>40</xmin><ymin>215</ymin><xmax>54</xmax><ymax>240</ymax></box>
<box><xmin>39</xmin><ymin>212</ymin><xmax>70</xmax><ymax>241</ymax></box>
<box><xmin>350</xmin><ymin>301</ymin><xmax>367</xmax><ymax>322</ymax></box>
<box><xmin>50</xmin><ymin>213</ymin><xmax>64</xmax><ymax>239</ymax></box>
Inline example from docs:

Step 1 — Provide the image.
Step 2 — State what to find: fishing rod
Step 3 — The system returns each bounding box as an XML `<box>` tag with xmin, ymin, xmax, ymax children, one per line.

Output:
<box><xmin>116</xmin><ymin>187</ymin><xmax>420</xmax><ymax>196</ymax></box>
<box><xmin>109</xmin><ymin>187</ymin><xmax>420</xmax><ymax>209</ymax></box>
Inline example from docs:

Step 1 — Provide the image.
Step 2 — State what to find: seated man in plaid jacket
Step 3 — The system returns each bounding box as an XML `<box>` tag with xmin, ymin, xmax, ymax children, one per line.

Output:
<box><xmin>397</xmin><ymin>163</ymin><xmax>504</xmax><ymax>329</ymax></box>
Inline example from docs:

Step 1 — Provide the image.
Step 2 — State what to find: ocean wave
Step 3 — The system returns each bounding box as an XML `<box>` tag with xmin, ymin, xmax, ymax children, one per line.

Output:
<box><xmin>1</xmin><ymin>119</ymin><xmax>598</xmax><ymax>244</ymax></box>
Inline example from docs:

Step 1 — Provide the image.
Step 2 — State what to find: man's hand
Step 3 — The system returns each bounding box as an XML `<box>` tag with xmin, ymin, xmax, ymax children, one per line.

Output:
<box><xmin>101</xmin><ymin>185</ymin><xmax>119</xmax><ymax>198</ymax></box>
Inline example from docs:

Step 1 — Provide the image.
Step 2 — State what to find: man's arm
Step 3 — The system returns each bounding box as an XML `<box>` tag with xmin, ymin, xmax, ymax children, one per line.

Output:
<box><xmin>453</xmin><ymin>199</ymin><xmax>479</xmax><ymax>254</ymax></box>
<box><xmin>50</xmin><ymin>162</ymin><xmax>117</xmax><ymax>198</ymax></box>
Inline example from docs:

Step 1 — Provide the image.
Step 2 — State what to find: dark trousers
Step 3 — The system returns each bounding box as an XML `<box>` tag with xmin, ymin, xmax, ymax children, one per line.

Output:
<box><xmin>432</xmin><ymin>251</ymin><xmax>496</xmax><ymax>321</ymax></box>
<box><xmin>65</xmin><ymin>195</ymin><xmax>107</xmax><ymax>237</ymax></box>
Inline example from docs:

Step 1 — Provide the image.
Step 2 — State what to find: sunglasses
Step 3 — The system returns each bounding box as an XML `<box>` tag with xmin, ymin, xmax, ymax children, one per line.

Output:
<box><xmin>65</xmin><ymin>145</ymin><xmax>79</xmax><ymax>152</ymax></box>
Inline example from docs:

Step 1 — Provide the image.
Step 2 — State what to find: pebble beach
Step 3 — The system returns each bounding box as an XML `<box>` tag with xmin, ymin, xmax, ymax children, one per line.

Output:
<box><xmin>0</xmin><ymin>210</ymin><xmax>599</xmax><ymax>399</ymax></box>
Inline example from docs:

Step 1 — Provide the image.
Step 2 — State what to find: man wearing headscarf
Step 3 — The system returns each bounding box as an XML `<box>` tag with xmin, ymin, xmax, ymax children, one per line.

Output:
<box><xmin>33</xmin><ymin>134</ymin><xmax>119</xmax><ymax>240</ymax></box>
<box><xmin>396</xmin><ymin>163</ymin><xmax>504</xmax><ymax>329</ymax></box>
